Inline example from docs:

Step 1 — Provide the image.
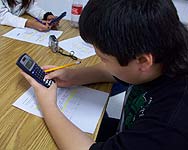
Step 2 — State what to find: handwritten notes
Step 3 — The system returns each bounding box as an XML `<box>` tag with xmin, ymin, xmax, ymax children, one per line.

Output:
<box><xmin>13</xmin><ymin>86</ymin><xmax>109</xmax><ymax>133</ymax></box>
<box><xmin>3</xmin><ymin>28</ymin><xmax>63</xmax><ymax>47</ymax></box>
<box><xmin>59</xmin><ymin>36</ymin><xmax>96</xmax><ymax>59</ymax></box>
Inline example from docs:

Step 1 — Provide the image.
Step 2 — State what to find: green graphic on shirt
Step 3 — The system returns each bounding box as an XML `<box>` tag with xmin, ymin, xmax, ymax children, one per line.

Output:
<box><xmin>124</xmin><ymin>86</ymin><xmax>147</xmax><ymax>129</ymax></box>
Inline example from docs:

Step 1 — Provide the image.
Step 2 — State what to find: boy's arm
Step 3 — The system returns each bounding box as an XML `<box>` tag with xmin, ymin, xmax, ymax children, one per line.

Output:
<box><xmin>20</xmin><ymin>63</ymin><xmax>114</xmax><ymax>149</ymax></box>
<box><xmin>44</xmin><ymin>62</ymin><xmax>116</xmax><ymax>87</ymax></box>
<box><xmin>71</xmin><ymin>62</ymin><xmax>116</xmax><ymax>84</ymax></box>
<box><xmin>21</xmin><ymin>72</ymin><xmax>96</xmax><ymax>150</ymax></box>
<box><xmin>41</xmin><ymin>100</ymin><xmax>94</xmax><ymax>150</ymax></box>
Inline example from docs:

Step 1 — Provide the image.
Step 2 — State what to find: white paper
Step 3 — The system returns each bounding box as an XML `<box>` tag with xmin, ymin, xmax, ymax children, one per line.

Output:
<box><xmin>3</xmin><ymin>28</ymin><xmax>63</xmax><ymax>47</ymax></box>
<box><xmin>13</xmin><ymin>86</ymin><xmax>109</xmax><ymax>134</ymax></box>
<box><xmin>106</xmin><ymin>92</ymin><xmax>126</xmax><ymax>119</ymax></box>
<box><xmin>59</xmin><ymin>36</ymin><xmax>96</xmax><ymax>59</ymax></box>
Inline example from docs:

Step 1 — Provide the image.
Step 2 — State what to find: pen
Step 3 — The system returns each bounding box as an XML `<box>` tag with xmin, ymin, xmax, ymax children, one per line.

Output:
<box><xmin>35</xmin><ymin>18</ymin><xmax>45</xmax><ymax>25</ymax></box>
<box><xmin>45</xmin><ymin>61</ymin><xmax>81</xmax><ymax>73</ymax></box>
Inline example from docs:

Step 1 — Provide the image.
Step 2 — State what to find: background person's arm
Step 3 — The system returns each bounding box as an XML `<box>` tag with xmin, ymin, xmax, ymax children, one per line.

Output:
<box><xmin>26</xmin><ymin>1</ymin><xmax>58</xmax><ymax>30</ymax></box>
<box><xmin>25</xmin><ymin>19</ymin><xmax>50</xmax><ymax>31</ymax></box>
<box><xmin>0</xmin><ymin>0</ymin><xmax>27</xmax><ymax>28</ymax></box>
<box><xmin>26</xmin><ymin>1</ymin><xmax>46</xmax><ymax>20</ymax></box>
<box><xmin>0</xmin><ymin>1</ymin><xmax>50</xmax><ymax>31</ymax></box>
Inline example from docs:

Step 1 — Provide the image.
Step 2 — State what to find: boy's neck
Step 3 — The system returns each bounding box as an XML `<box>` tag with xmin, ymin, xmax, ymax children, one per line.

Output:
<box><xmin>137</xmin><ymin>64</ymin><xmax>162</xmax><ymax>85</ymax></box>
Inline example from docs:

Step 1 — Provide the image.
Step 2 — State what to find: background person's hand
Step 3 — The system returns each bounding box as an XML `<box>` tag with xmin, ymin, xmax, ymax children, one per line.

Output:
<box><xmin>25</xmin><ymin>19</ymin><xmax>51</xmax><ymax>32</ymax></box>
<box><xmin>47</xmin><ymin>15</ymin><xmax>59</xmax><ymax>29</ymax></box>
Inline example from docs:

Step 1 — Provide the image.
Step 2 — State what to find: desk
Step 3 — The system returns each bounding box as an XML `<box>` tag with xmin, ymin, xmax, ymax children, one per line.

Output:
<box><xmin>0</xmin><ymin>20</ymin><xmax>112</xmax><ymax>149</ymax></box>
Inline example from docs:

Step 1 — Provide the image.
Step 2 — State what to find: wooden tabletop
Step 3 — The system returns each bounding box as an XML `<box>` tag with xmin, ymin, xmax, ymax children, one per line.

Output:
<box><xmin>0</xmin><ymin>19</ymin><xmax>112</xmax><ymax>149</ymax></box>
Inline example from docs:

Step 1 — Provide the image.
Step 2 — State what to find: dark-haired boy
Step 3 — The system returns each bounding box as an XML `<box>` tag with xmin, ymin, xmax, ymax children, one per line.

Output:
<box><xmin>21</xmin><ymin>0</ymin><xmax>188</xmax><ymax>149</ymax></box>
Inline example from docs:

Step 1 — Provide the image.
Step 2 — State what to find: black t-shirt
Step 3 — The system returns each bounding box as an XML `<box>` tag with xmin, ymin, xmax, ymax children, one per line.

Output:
<box><xmin>90</xmin><ymin>75</ymin><xmax>188</xmax><ymax>150</ymax></box>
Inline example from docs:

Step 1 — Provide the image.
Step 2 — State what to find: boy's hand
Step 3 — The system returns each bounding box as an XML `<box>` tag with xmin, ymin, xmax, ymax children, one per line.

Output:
<box><xmin>20</xmin><ymin>71</ymin><xmax>57</xmax><ymax>107</ymax></box>
<box><xmin>25</xmin><ymin>19</ymin><xmax>51</xmax><ymax>32</ymax></box>
<box><xmin>42</xmin><ymin>65</ymin><xmax>76</xmax><ymax>87</ymax></box>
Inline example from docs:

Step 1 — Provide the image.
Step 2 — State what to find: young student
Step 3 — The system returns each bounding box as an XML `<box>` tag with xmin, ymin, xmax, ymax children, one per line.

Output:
<box><xmin>0</xmin><ymin>0</ymin><xmax>58</xmax><ymax>31</ymax></box>
<box><xmin>20</xmin><ymin>0</ymin><xmax>188</xmax><ymax>149</ymax></box>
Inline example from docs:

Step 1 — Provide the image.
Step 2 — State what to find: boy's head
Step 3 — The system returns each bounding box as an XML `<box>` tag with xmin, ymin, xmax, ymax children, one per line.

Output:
<box><xmin>79</xmin><ymin>0</ymin><xmax>188</xmax><ymax>81</ymax></box>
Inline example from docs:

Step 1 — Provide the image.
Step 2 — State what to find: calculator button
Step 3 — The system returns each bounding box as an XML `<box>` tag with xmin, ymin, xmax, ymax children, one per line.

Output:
<box><xmin>48</xmin><ymin>81</ymin><xmax>52</xmax><ymax>86</ymax></box>
<box><xmin>45</xmin><ymin>79</ymin><xmax>49</xmax><ymax>84</ymax></box>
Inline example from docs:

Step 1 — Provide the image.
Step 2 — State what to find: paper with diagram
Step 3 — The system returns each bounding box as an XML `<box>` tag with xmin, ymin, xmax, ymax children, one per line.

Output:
<box><xmin>12</xmin><ymin>86</ymin><xmax>109</xmax><ymax>133</ymax></box>
<box><xmin>3</xmin><ymin>28</ymin><xmax>63</xmax><ymax>47</ymax></box>
<box><xmin>59</xmin><ymin>36</ymin><xmax>96</xmax><ymax>59</ymax></box>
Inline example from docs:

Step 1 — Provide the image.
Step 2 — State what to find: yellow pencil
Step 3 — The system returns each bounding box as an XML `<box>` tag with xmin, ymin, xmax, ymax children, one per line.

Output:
<box><xmin>45</xmin><ymin>61</ymin><xmax>81</xmax><ymax>73</ymax></box>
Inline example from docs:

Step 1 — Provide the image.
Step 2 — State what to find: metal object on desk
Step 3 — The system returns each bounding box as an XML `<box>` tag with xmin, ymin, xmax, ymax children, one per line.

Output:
<box><xmin>49</xmin><ymin>35</ymin><xmax>78</xmax><ymax>60</ymax></box>
<box><xmin>49</xmin><ymin>35</ymin><xmax>59</xmax><ymax>53</ymax></box>
<box><xmin>58</xmin><ymin>49</ymin><xmax>78</xmax><ymax>60</ymax></box>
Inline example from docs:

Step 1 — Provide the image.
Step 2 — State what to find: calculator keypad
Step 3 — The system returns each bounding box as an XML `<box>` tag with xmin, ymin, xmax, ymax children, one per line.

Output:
<box><xmin>31</xmin><ymin>64</ymin><xmax>53</xmax><ymax>87</ymax></box>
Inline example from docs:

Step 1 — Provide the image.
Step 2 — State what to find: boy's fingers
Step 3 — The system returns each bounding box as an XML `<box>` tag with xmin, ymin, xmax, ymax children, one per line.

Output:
<box><xmin>45</xmin><ymin>71</ymin><xmax>58</xmax><ymax>79</ymax></box>
<box><xmin>20</xmin><ymin>71</ymin><xmax>38</xmax><ymax>87</ymax></box>
<box><xmin>20</xmin><ymin>71</ymin><xmax>57</xmax><ymax>89</ymax></box>
<box><xmin>41</xmin><ymin>65</ymin><xmax>57</xmax><ymax>70</ymax></box>
<box><xmin>45</xmin><ymin>69</ymin><xmax>64</xmax><ymax>79</ymax></box>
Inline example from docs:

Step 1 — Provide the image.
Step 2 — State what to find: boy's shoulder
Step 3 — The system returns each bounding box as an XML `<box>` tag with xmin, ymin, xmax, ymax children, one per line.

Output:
<box><xmin>144</xmin><ymin>75</ymin><xmax>188</xmax><ymax>127</ymax></box>
<box><xmin>145</xmin><ymin>75</ymin><xmax>188</xmax><ymax>100</ymax></box>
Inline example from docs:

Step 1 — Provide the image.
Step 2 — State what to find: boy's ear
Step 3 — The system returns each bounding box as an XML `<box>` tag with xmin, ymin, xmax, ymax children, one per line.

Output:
<box><xmin>136</xmin><ymin>53</ymin><xmax>153</xmax><ymax>72</ymax></box>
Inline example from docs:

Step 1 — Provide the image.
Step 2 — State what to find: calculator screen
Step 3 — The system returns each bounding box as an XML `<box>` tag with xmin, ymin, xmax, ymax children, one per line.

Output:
<box><xmin>25</xmin><ymin>59</ymin><xmax>34</xmax><ymax>70</ymax></box>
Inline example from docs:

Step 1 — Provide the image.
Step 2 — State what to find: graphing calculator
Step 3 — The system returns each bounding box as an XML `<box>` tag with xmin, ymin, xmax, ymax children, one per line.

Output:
<box><xmin>49</xmin><ymin>12</ymin><xmax>67</xmax><ymax>26</ymax></box>
<box><xmin>16</xmin><ymin>53</ymin><xmax>53</xmax><ymax>88</ymax></box>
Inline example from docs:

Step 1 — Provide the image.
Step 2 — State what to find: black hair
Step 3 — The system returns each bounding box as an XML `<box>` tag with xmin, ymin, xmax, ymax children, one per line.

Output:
<box><xmin>79</xmin><ymin>0</ymin><xmax>188</xmax><ymax>76</ymax></box>
<box><xmin>7</xmin><ymin>0</ymin><xmax>32</xmax><ymax>9</ymax></box>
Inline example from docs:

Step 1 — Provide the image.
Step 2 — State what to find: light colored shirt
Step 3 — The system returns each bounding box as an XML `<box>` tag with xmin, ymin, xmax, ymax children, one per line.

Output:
<box><xmin>0</xmin><ymin>0</ymin><xmax>46</xmax><ymax>28</ymax></box>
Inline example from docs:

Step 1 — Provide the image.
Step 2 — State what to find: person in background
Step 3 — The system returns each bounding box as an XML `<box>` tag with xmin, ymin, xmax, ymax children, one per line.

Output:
<box><xmin>0</xmin><ymin>0</ymin><xmax>58</xmax><ymax>31</ymax></box>
<box><xmin>21</xmin><ymin>0</ymin><xmax>188</xmax><ymax>149</ymax></box>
